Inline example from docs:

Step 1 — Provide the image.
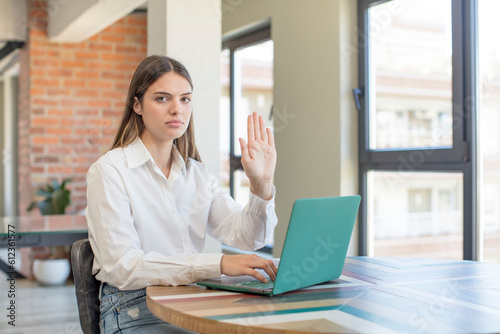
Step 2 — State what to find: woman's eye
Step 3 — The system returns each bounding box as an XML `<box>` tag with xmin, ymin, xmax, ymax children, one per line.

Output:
<box><xmin>182</xmin><ymin>97</ymin><xmax>191</xmax><ymax>103</ymax></box>
<box><xmin>157</xmin><ymin>96</ymin><xmax>168</xmax><ymax>102</ymax></box>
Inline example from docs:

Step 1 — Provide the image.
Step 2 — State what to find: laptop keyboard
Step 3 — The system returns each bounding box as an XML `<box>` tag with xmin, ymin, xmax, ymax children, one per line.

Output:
<box><xmin>235</xmin><ymin>280</ymin><xmax>275</xmax><ymax>289</ymax></box>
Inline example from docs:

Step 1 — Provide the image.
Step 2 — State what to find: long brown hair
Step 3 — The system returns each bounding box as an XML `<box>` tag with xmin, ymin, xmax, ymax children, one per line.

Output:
<box><xmin>111</xmin><ymin>55</ymin><xmax>201</xmax><ymax>162</ymax></box>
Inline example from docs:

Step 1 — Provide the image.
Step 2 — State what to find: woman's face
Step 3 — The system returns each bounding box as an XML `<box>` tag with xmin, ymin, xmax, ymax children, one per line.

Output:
<box><xmin>134</xmin><ymin>71</ymin><xmax>192</xmax><ymax>144</ymax></box>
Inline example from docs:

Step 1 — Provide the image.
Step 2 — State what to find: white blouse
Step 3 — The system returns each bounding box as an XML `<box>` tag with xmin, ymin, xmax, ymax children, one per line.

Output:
<box><xmin>86</xmin><ymin>138</ymin><xmax>277</xmax><ymax>290</ymax></box>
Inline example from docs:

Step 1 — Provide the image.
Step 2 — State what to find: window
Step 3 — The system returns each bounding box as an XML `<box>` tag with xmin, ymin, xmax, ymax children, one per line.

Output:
<box><xmin>220</xmin><ymin>27</ymin><xmax>274</xmax><ymax>251</ymax></box>
<box><xmin>358</xmin><ymin>0</ymin><xmax>477</xmax><ymax>260</ymax></box>
<box><xmin>478</xmin><ymin>0</ymin><xmax>500</xmax><ymax>262</ymax></box>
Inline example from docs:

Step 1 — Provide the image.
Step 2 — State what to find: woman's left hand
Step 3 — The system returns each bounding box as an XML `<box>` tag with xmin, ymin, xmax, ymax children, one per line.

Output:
<box><xmin>239</xmin><ymin>112</ymin><xmax>277</xmax><ymax>200</ymax></box>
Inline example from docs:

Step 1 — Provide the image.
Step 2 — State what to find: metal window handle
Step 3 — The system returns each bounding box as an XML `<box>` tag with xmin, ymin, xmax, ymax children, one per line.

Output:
<box><xmin>352</xmin><ymin>88</ymin><xmax>363</xmax><ymax>112</ymax></box>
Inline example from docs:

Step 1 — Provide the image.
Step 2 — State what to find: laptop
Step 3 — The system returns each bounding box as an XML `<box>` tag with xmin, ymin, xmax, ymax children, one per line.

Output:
<box><xmin>196</xmin><ymin>195</ymin><xmax>361</xmax><ymax>296</ymax></box>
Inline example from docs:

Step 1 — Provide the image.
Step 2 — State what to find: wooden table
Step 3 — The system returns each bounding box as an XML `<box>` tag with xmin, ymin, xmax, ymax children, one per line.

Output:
<box><xmin>147</xmin><ymin>256</ymin><xmax>500</xmax><ymax>333</ymax></box>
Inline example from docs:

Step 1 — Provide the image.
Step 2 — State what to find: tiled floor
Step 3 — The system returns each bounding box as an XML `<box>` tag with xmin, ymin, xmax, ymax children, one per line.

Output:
<box><xmin>0</xmin><ymin>272</ymin><xmax>82</xmax><ymax>334</ymax></box>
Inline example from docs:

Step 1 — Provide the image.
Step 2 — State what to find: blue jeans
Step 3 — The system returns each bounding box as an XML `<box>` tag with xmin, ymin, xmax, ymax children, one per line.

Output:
<box><xmin>99</xmin><ymin>283</ymin><xmax>197</xmax><ymax>334</ymax></box>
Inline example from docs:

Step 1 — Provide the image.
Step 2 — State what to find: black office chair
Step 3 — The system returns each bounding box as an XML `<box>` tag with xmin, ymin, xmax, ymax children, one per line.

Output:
<box><xmin>71</xmin><ymin>239</ymin><xmax>100</xmax><ymax>334</ymax></box>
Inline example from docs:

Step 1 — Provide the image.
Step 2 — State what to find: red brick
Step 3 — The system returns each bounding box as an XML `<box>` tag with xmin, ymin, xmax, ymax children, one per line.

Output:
<box><xmin>100</xmin><ymin>35</ymin><xmax>125</xmax><ymax>43</ymax></box>
<box><xmin>76</xmin><ymin>109</ymin><xmax>99</xmax><ymax>116</ymax></box>
<box><xmin>48</xmin><ymin>109</ymin><xmax>73</xmax><ymax>116</ymax></box>
<box><xmin>88</xmin><ymin>62</ymin><xmax>113</xmax><ymax>70</ymax></box>
<box><xmin>115</xmin><ymin>63</ymin><xmax>138</xmax><ymax>72</ymax></box>
<box><xmin>30</xmin><ymin>167</ymin><xmax>45</xmax><ymax>173</ymax></box>
<box><xmin>87</xmin><ymin>80</ymin><xmax>113</xmax><ymax>89</ymax></box>
<box><xmin>33</xmin><ymin>78</ymin><xmax>60</xmax><ymax>87</ymax></box>
<box><xmin>47</xmin><ymin>128</ymin><xmax>72</xmax><ymax>135</ymax></box>
<box><xmin>116</xmin><ymin>45</ymin><xmax>138</xmax><ymax>53</ymax></box>
<box><xmin>33</xmin><ymin>98</ymin><xmax>59</xmax><ymax>107</ymax></box>
<box><xmin>61</xmin><ymin>138</ymin><xmax>85</xmax><ymax>145</ymax></box>
<box><xmin>48</xmin><ymin>147</ymin><xmax>72</xmax><ymax>154</ymax></box>
<box><xmin>61</xmin><ymin>60</ymin><xmax>87</xmax><ymax>68</ymax></box>
<box><xmin>102</xmin><ymin>72</ymin><xmax>125</xmax><ymax>80</ymax></box>
<box><xmin>75</xmin><ymin>90</ymin><xmax>101</xmax><ymax>98</ymax></box>
<box><xmin>34</xmin><ymin>156</ymin><xmax>59</xmax><ymax>163</ymax></box>
<box><xmin>48</xmin><ymin>166</ymin><xmax>73</xmax><ymax>174</ymax></box>
<box><xmin>89</xmin><ymin>119</ymin><xmax>113</xmax><ymax>127</ymax></box>
<box><xmin>102</xmin><ymin>53</ymin><xmax>125</xmax><ymax>61</ymax></box>
<box><xmin>87</xmin><ymin>100</ymin><xmax>112</xmax><ymax>108</ymax></box>
<box><xmin>47</xmin><ymin>88</ymin><xmax>72</xmax><ymax>95</ymax></box>
<box><xmin>30</xmin><ymin>68</ymin><xmax>45</xmax><ymax>76</ymax></box>
<box><xmin>47</xmin><ymin>69</ymin><xmax>72</xmax><ymax>77</ymax></box>
<box><xmin>61</xmin><ymin>99</ymin><xmax>87</xmax><ymax>107</ymax></box>
<box><xmin>32</xmin><ymin>117</ymin><xmax>60</xmax><ymax>125</ymax></box>
<box><xmin>33</xmin><ymin>143</ymin><xmax>45</xmax><ymax>152</ymax></box>
<box><xmin>89</xmin><ymin>43</ymin><xmax>112</xmax><ymax>51</ymax></box>
<box><xmin>33</xmin><ymin>58</ymin><xmax>60</xmax><ymax>67</ymax></box>
<box><xmin>102</xmin><ymin>91</ymin><xmax>125</xmax><ymax>99</ymax></box>
<box><xmin>64</xmin><ymin>80</ymin><xmax>86</xmax><ymax>88</ymax></box>
<box><xmin>30</xmin><ymin>127</ymin><xmax>45</xmax><ymax>135</ymax></box>
<box><xmin>32</xmin><ymin>137</ymin><xmax>59</xmax><ymax>144</ymax></box>
<box><xmin>127</xmin><ymin>16</ymin><xmax>147</xmax><ymax>26</ymax></box>
<box><xmin>30</xmin><ymin>88</ymin><xmax>45</xmax><ymax>96</ymax></box>
<box><xmin>114</xmin><ymin>27</ymin><xmax>138</xmax><ymax>35</ymax></box>
<box><xmin>32</xmin><ymin>108</ymin><xmax>44</xmax><ymax>116</ymax></box>
<box><xmin>75</xmin><ymin>71</ymin><xmax>99</xmax><ymax>78</ymax></box>
<box><xmin>47</xmin><ymin>50</ymin><xmax>60</xmax><ymax>57</ymax></box>
<box><xmin>76</xmin><ymin>129</ymin><xmax>100</xmax><ymax>136</ymax></box>
<box><xmin>74</xmin><ymin>51</ymin><xmax>99</xmax><ymax>59</ymax></box>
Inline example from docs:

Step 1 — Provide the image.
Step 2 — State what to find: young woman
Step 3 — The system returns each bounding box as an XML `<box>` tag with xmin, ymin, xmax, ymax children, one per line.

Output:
<box><xmin>86</xmin><ymin>55</ymin><xmax>278</xmax><ymax>333</ymax></box>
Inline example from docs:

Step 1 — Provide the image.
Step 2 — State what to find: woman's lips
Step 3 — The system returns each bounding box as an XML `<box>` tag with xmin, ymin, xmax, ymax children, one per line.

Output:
<box><xmin>166</xmin><ymin>120</ymin><xmax>183</xmax><ymax>128</ymax></box>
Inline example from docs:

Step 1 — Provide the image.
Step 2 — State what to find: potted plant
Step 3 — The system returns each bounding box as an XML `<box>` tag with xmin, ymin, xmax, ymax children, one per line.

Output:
<box><xmin>27</xmin><ymin>178</ymin><xmax>72</xmax><ymax>215</ymax></box>
<box><xmin>27</xmin><ymin>178</ymin><xmax>73</xmax><ymax>285</ymax></box>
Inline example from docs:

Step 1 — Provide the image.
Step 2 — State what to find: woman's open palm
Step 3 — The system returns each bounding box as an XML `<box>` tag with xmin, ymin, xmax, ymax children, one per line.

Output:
<box><xmin>239</xmin><ymin>112</ymin><xmax>277</xmax><ymax>199</ymax></box>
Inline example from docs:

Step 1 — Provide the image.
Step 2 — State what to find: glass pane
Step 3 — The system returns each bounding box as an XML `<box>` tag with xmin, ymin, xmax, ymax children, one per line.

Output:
<box><xmin>368</xmin><ymin>0</ymin><xmax>453</xmax><ymax>150</ymax></box>
<box><xmin>232</xmin><ymin>170</ymin><xmax>250</xmax><ymax>207</ymax></box>
<box><xmin>233</xmin><ymin>40</ymin><xmax>274</xmax><ymax>156</ymax></box>
<box><xmin>478</xmin><ymin>0</ymin><xmax>500</xmax><ymax>262</ymax></box>
<box><xmin>219</xmin><ymin>49</ymin><xmax>230</xmax><ymax>194</ymax></box>
<box><xmin>368</xmin><ymin>171</ymin><xmax>463</xmax><ymax>259</ymax></box>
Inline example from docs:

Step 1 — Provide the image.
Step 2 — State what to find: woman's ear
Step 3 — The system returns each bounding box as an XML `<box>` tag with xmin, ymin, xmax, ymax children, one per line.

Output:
<box><xmin>133</xmin><ymin>97</ymin><xmax>142</xmax><ymax>115</ymax></box>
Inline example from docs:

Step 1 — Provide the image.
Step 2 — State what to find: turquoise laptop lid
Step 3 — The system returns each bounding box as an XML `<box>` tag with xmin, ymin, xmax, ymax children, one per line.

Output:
<box><xmin>272</xmin><ymin>195</ymin><xmax>361</xmax><ymax>295</ymax></box>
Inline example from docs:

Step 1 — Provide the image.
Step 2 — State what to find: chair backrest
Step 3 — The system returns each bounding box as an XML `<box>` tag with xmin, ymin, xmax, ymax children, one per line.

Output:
<box><xmin>71</xmin><ymin>239</ymin><xmax>100</xmax><ymax>334</ymax></box>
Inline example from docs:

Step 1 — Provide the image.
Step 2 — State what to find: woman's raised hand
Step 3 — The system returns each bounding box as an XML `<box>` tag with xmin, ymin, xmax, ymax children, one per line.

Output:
<box><xmin>239</xmin><ymin>112</ymin><xmax>277</xmax><ymax>200</ymax></box>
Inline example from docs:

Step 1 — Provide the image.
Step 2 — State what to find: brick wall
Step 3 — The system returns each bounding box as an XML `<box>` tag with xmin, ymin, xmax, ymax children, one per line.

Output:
<box><xmin>19</xmin><ymin>0</ymin><xmax>147</xmax><ymax>216</ymax></box>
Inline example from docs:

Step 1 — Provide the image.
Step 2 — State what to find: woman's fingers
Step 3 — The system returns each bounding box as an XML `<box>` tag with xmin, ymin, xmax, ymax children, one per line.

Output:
<box><xmin>239</xmin><ymin>138</ymin><xmax>248</xmax><ymax>159</ymax></box>
<box><xmin>221</xmin><ymin>254</ymin><xmax>278</xmax><ymax>283</ymax></box>
<box><xmin>267</xmin><ymin>128</ymin><xmax>275</xmax><ymax>149</ymax></box>
<box><xmin>247</xmin><ymin>112</ymin><xmax>268</xmax><ymax>142</ymax></box>
<box><xmin>247</xmin><ymin>114</ymin><xmax>255</xmax><ymax>141</ymax></box>
<box><xmin>259</xmin><ymin>113</ymin><xmax>268</xmax><ymax>142</ymax></box>
<box><xmin>247</xmin><ymin>259</ymin><xmax>277</xmax><ymax>282</ymax></box>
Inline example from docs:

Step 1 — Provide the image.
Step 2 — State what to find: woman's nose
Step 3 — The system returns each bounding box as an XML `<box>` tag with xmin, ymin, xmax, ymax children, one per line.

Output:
<box><xmin>169</xmin><ymin>99</ymin><xmax>182</xmax><ymax>114</ymax></box>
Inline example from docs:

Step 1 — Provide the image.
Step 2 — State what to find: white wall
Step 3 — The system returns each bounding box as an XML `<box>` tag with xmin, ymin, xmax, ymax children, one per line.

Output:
<box><xmin>148</xmin><ymin>0</ymin><xmax>222</xmax><ymax>178</ymax></box>
<box><xmin>222</xmin><ymin>0</ymin><xmax>359</xmax><ymax>257</ymax></box>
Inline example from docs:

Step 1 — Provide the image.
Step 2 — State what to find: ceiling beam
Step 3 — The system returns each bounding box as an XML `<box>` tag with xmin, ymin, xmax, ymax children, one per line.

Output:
<box><xmin>48</xmin><ymin>0</ymin><xmax>147</xmax><ymax>43</ymax></box>
<box><xmin>0</xmin><ymin>0</ymin><xmax>27</xmax><ymax>41</ymax></box>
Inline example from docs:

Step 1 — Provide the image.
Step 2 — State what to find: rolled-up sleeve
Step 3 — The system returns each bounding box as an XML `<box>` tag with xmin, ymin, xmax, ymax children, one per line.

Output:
<box><xmin>207</xmin><ymin>175</ymin><xmax>278</xmax><ymax>251</ymax></box>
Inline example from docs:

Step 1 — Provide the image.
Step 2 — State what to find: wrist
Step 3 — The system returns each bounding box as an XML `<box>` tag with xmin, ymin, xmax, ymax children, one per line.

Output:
<box><xmin>250</xmin><ymin>181</ymin><xmax>273</xmax><ymax>200</ymax></box>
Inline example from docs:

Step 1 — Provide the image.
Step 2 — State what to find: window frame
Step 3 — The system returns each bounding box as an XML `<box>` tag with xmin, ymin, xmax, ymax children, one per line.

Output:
<box><xmin>357</xmin><ymin>0</ymin><xmax>478</xmax><ymax>260</ymax></box>
<box><xmin>221</xmin><ymin>27</ymin><xmax>271</xmax><ymax>199</ymax></box>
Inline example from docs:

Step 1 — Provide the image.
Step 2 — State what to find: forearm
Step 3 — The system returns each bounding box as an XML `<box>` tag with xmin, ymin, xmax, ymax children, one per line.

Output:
<box><xmin>249</xmin><ymin>179</ymin><xmax>273</xmax><ymax>201</ymax></box>
<box><xmin>209</xmin><ymin>186</ymin><xmax>277</xmax><ymax>250</ymax></box>
<box><xmin>93</xmin><ymin>248</ymin><xmax>222</xmax><ymax>290</ymax></box>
